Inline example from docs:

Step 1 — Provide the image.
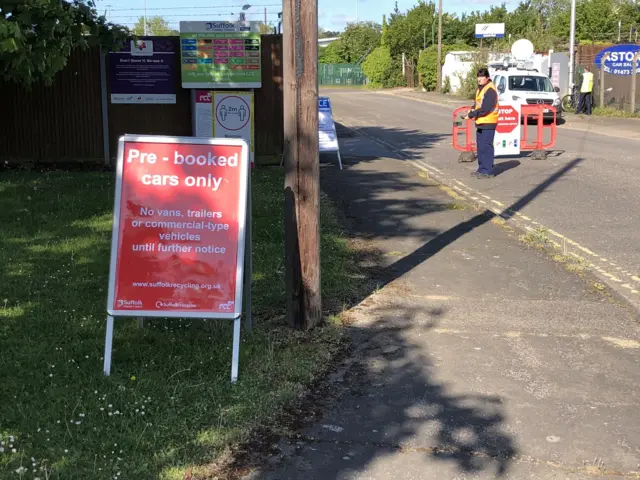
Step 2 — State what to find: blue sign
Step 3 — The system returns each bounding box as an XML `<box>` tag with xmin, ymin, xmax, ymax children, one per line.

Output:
<box><xmin>594</xmin><ymin>44</ymin><xmax>640</xmax><ymax>76</ymax></box>
<box><xmin>318</xmin><ymin>97</ymin><xmax>338</xmax><ymax>153</ymax></box>
<box><xmin>318</xmin><ymin>97</ymin><xmax>331</xmax><ymax>110</ymax></box>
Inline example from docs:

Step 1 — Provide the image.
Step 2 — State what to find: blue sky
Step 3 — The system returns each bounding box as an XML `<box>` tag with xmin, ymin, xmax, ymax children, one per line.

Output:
<box><xmin>97</xmin><ymin>0</ymin><xmax>506</xmax><ymax>32</ymax></box>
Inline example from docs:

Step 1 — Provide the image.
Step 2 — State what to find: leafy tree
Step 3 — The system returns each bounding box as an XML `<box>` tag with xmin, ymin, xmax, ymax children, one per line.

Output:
<box><xmin>318</xmin><ymin>41</ymin><xmax>347</xmax><ymax>64</ymax></box>
<box><xmin>381</xmin><ymin>15</ymin><xmax>389</xmax><ymax>46</ymax></box>
<box><xmin>132</xmin><ymin>16</ymin><xmax>178</xmax><ymax>36</ymax></box>
<box><xmin>386</xmin><ymin>1</ymin><xmax>437</xmax><ymax>62</ymax></box>
<box><xmin>0</xmin><ymin>0</ymin><xmax>128</xmax><ymax>85</ymax></box>
<box><xmin>339</xmin><ymin>21</ymin><xmax>381</xmax><ymax>63</ymax></box>
<box><xmin>258</xmin><ymin>23</ymin><xmax>274</xmax><ymax>34</ymax></box>
<box><xmin>319</xmin><ymin>27</ymin><xmax>341</xmax><ymax>38</ymax></box>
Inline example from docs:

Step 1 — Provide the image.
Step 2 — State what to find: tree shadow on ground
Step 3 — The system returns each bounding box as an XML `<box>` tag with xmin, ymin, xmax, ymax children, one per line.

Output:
<box><xmin>242</xmin><ymin>301</ymin><xmax>517</xmax><ymax>479</ymax></box>
<box><xmin>237</xmin><ymin>125</ymin><xmax>585</xmax><ymax>479</ymax></box>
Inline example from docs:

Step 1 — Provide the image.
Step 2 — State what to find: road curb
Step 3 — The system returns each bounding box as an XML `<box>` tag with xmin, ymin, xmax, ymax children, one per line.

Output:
<box><xmin>334</xmin><ymin>115</ymin><xmax>640</xmax><ymax>318</ymax></box>
<box><xmin>375</xmin><ymin>89</ymin><xmax>640</xmax><ymax>141</ymax></box>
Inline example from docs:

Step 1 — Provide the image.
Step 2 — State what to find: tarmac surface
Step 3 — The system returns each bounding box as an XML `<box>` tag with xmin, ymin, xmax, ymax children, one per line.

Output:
<box><xmin>324</xmin><ymin>87</ymin><xmax>640</xmax><ymax>310</ymax></box>
<box><xmin>242</xmin><ymin>123</ymin><xmax>640</xmax><ymax>479</ymax></box>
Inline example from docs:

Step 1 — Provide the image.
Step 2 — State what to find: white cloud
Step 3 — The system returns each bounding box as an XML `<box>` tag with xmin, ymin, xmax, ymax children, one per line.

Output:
<box><xmin>330</xmin><ymin>13</ymin><xmax>356</xmax><ymax>28</ymax></box>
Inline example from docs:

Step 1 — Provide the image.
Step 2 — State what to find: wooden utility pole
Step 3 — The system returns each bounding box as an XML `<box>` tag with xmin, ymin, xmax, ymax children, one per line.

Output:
<box><xmin>631</xmin><ymin>52</ymin><xmax>640</xmax><ymax>114</ymax></box>
<box><xmin>283</xmin><ymin>0</ymin><xmax>321</xmax><ymax>329</ymax></box>
<box><xmin>436</xmin><ymin>0</ymin><xmax>443</xmax><ymax>93</ymax></box>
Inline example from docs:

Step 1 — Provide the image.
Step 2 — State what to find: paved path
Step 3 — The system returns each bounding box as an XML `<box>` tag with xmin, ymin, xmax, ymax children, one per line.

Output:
<box><xmin>323</xmin><ymin>88</ymin><xmax>640</xmax><ymax>310</ymax></box>
<box><xmin>243</xmin><ymin>127</ymin><xmax>640</xmax><ymax>480</ymax></box>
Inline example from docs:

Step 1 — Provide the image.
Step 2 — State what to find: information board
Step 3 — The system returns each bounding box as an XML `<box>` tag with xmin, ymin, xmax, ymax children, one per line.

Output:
<box><xmin>494</xmin><ymin>104</ymin><xmax>521</xmax><ymax>156</ymax></box>
<box><xmin>180</xmin><ymin>21</ymin><xmax>262</xmax><ymax>88</ymax></box>
<box><xmin>107</xmin><ymin>135</ymin><xmax>249</xmax><ymax>319</ymax></box>
<box><xmin>475</xmin><ymin>23</ymin><xmax>505</xmax><ymax>38</ymax></box>
<box><xmin>108</xmin><ymin>38</ymin><xmax>176</xmax><ymax>104</ymax></box>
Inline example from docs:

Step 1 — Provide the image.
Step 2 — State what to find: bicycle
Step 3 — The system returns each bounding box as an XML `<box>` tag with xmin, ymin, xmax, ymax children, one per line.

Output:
<box><xmin>561</xmin><ymin>85</ymin><xmax>580</xmax><ymax>113</ymax></box>
<box><xmin>562</xmin><ymin>85</ymin><xmax>613</xmax><ymax>113</ymax></box>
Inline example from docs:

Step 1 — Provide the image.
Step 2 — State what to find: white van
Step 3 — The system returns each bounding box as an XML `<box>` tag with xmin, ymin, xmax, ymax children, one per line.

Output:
<box><xmin>492</xmin><ymin>68</ymin><xmax>562</xmax><ymax>122</ymax></box>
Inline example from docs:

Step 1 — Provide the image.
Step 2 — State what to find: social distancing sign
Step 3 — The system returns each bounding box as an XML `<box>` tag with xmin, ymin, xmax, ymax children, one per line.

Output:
<box><xmin>213</xmin><ymin>91</ymin><xmax>254</xmax><ymax>165</ymax></box>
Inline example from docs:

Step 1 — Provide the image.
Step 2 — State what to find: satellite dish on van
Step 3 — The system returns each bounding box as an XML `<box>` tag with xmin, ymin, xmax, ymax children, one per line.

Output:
<box><xmin>511</xmin><ymin>39</ymin><xmax>534</xmax><ymax>61</ymax></box>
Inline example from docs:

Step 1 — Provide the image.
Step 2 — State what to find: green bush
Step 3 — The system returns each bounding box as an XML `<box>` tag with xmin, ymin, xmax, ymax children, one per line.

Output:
<box><xmin>362</xmin><ymin>46</ymin><xmax>406</xmax><ymax>88</ymax></box>
<box><xmin>384</xmin><ymin>58</ymin><xmax>406</xmax><ymax>87</ymax></box>
<box><xmin>443</xmin><ymin>75</ymin><xmax>451</xmax><ymax>94</ymax></box>
<box><xmin>362</xmin><ymin>45</ymin><xmax>392</xmax><ymax>85</ymax></box>
<box><xmin>417</xmin><ymin>45</ymin><xmax>439</xmax><ymax>90</ymax></box>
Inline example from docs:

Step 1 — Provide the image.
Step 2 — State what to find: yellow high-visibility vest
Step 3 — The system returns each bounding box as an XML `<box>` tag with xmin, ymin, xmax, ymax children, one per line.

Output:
<box><xmin>581</xmin><ymin>72</ymin><xmax>594</xmax><ymax>93</ymax></box>
<box><xmin>474</xmin><ymin>83</ymin><xmax>499</xmax><ymax>125</ymax></box>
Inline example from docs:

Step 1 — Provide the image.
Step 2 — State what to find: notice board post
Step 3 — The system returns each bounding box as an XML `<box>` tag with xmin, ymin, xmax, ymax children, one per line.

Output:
<box><xmin>104</xmin><ymin>135</ymin><xmax>250</xmax><ymax>382</ymax></box>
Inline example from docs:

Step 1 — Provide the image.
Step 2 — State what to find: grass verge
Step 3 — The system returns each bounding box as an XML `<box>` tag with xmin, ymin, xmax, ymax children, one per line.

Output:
<box><xmin>0</xmin><ymin>168</ymin><xmax>362</xmax><ymax>479</ymax></box>
<box><xmin>592</xmin><ymin>106</ymin><xmax>640</xmax><ymax>118</ymax></box>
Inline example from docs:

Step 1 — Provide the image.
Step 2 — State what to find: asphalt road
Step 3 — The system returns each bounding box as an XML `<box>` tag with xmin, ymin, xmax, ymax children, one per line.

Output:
<box><xmin>325</xmin><ymin>88</ymin><xmax>640</xmax><ymax>307</ymax></box>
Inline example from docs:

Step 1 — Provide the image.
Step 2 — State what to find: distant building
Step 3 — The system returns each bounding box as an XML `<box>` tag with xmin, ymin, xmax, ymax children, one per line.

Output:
<box><xmin>319</xmin><ymin>37</ymin><xmax>339</xmax><ymax>48</ymax></box>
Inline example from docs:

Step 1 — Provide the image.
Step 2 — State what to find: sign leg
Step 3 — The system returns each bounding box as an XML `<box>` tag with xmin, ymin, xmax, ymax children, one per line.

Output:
<box><xmin>137</xmin><ymin>317</ymin><xmax>144</xmax><ymax>328</ymax></box>
<box><xmin>231</xmin><ymin>317</ymin><xmax>241</xmax><ymax>383</ymax></box>
<box><xmin>244</xmin><ymin>167</ymin><xmax>253</xmax><ymax>334</ymax></box>
<box><xmin>337</xmin><ymin>151</ymin><xmax>343</xmax><ymax>170</ymax></box>
<box><xmin>103</xmin><ymin>316</ymin><xmax>115</xmax><ymax>376</ymax></box>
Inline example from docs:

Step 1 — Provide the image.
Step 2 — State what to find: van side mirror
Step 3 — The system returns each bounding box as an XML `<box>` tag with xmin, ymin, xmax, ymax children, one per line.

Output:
<box><xmin>554</xmin><ymin>86</ymin><xmax>560</xmax><ymax>93</ymax></box>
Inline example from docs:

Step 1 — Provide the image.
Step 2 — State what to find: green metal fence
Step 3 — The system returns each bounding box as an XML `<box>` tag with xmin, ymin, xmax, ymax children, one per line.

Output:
<box><xmin>318</xmin><ymin>64</ymin><xmax>367</xmax><ymax>86</ymax></box>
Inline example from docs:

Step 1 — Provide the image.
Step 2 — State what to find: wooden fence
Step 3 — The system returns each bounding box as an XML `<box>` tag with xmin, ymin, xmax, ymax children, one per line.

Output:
<box><xmin>0</xmin><ymin>35</ymin><xmax>284</xmax><ymax>166</ymax></box>
<box><xmin>576</xmin><ymin>44</ymin><xmax>639</xmax><ymax>111</ymax></box>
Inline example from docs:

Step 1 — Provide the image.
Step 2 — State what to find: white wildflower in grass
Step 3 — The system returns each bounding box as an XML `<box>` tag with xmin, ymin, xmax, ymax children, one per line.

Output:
<box><xmin>0</xmin><ymin>447</ymin><xmax>4</xmax><ymax>452</ymax></box>
<box><xmin>15</xmin><ymin>466</ymin><xmax>27</xmax><ymax>474</ymax></box>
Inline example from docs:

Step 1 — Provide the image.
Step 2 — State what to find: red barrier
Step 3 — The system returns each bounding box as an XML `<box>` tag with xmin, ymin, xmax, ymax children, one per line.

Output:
<box><xmin>453</xmin><ymin>104</ymin><xmax>557</xmax><ymax>160</ymax></box>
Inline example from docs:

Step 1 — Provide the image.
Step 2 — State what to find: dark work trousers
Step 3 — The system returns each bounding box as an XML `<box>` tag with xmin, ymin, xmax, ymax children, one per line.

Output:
<box><xmin>476</xmin><ymin>127</ymin><xmax>496</xmax><ymax>174</ymax></box>
<box><xmin>577</xmin><ymin>92</ymin><xmax>593</xmax><ymax>115</ymax></box>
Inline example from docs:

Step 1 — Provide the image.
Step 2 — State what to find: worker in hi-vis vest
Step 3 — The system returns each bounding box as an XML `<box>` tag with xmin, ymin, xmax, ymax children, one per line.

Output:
<box><xmin>577</xmin><ymin>66</ymin><xmax>594</xmax><ymax>115</ymax></box>
<box><xmin>462</xmin><ymin>67</ymin><xmax>499</xmax><ymax>179</ymax></box>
